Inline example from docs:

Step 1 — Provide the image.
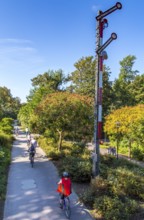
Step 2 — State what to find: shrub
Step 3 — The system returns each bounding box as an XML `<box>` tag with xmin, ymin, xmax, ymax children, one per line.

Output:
<box><xmin>132</xmin><ymin>147</ymin><xmax>144</xmax><ymax>161</ymax></box>
<box><xmin>0</xmin><ymin>132</ymin><xmax>13</xmax><ymax>148</ymax></box>
<box><xmin>79</xmin><ymin>188</ymin><xmax>96</xmax><ymax>207</ymax></box>
<box><xmin>0</xmin><ymin>133</ymin><xmax>13</xmax><ymax>200</ymax></box>
<box><xmin>79</xmin><ymin>177</ymin><xmax>109</xmax><ymax>208</ymax></box>
<box><xmin>60</xmin><ymin>156</ymin><xmax>92</xmax><ymax>182</ymax></box>
<box><xmin>93</xmin><ymin>195</ymin><xmax>139</xmax><ymax>220</ymax></box>
<box><xmin>104</xmin><ymin>167</ymin><xmax>144</xmax><ymax>201</ymax></box>
<box><xmin>0</xmin><ymin>118</ymin><xmax>13</xmax><ymax>134</ymax></box>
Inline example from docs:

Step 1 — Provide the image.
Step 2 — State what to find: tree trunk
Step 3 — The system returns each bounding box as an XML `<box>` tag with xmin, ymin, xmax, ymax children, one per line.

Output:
<box><xmin>57</xmin><ymin>130</ymin><xmax>62</xmax><ymax>152</ymax></box>
<box><xmin>128</xmin><ymin>140</ymin><xmax>131</xmax><ymax>159</ymax></box>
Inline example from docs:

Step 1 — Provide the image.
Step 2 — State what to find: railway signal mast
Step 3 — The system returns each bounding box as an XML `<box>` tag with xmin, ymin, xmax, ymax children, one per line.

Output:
<box><xmin>93</xmin><ymin>2</ymin><xmax>122</xmax><ymax>177</ymax></box>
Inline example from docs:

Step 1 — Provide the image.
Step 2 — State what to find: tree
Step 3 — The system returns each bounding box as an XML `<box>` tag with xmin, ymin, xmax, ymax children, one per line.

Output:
<box><xmin>112</xmin><ymin>55</ymin><xmax>138</xmax><ymax>108</ymax></box>
<box><xmin>66</xmin><ymin>56</ymin><xmax>113</xmax><ymax>118</ymax></box>
<box><xmin>29</xmin><ymin>69</ymin><xmax>65</xmax><ymax>96</ymax></box>
<box><xmin>33</xmin><ymin>92</ymin><xmax>93</xmax><ymax>151</ymax></box>
<box><xmin>129</xmin><ymin>74</ymin><xmax>144</xmax><ymax>104</ymax></box>
<box><xmin>19</xmin><ymin>69</ymin><xmax>66</xmax><ymax>130</ymax></box>
<box><xmin>27</xmin><ymin>69</ymin><xmax>66</xmax><ymax>105</ymax></box>
<box><xmin>66</xmin><ymin>56</ymin><xmax>96</xmax><ymax>97</ymax></box>
<box><xmin>0</xmin><ymin>86</ymin><xmax>21</xmax><ymax>119</ymax></box>
<box><xmin>104</xmin><ymin>105</ymin><xmax>144</xmax><ymax>157</ymax></box>
<box><xmin>102</xmin><ymin>66</ymin><xmax>115</xmax><ymax>117</ymax></box>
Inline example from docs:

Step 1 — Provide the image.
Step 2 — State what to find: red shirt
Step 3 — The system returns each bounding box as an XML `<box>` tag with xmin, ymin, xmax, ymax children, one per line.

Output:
<box><xmin>57</xmin><ymin>177</ymin><xmax>72</xmax><ymax>196</ymax></box>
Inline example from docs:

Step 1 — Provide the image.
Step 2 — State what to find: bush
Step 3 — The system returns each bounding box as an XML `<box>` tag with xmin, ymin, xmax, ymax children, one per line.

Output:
<box><xmin>0</xmin><ymin>118</ymin><xmax>13</xmax><ymax>134</ymax></box>
<box><xmin>60</xmin><ymin>156</ymin><xmax>92</xmax><ymax>182</ymax></box>
<box><xmin>79</xmin><ymin>188</ymin><xmax>96</xmax><ymax>207</ymax></box>
<box><xmin>0</xmin><ymin>133</ymin><xmax>13</xmax><ymax>200</ymax></box>
<box><xmin>132</xmin><ymin>147</ymin><xmax>144</xmax><ymax>161</ymax></box>
<box><xmin>0</xmin><ymin>132</ymin><xmax>13</xmax><ymax>148</ymax></box>
<box><xmin>93</xmin><ymin>195</ymin><xmax>139</xmax><ymax>220</ymax></box>
<box><xmin>79</xmin><ymin>177</ymin><xmax>109</xmax><ymax>208</ymax></box>
<box><xmin>104</xmin><ymin>167</ymin><xmax>144</xmax><ymax>201</ymax></box>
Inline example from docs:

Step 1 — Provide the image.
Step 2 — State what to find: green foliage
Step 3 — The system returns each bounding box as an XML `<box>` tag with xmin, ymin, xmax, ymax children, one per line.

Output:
<box><xmin>0</xmin><ymin>172</ymin><xmax>7</xmax><ymax>199</ymax></box>
<box><xmin>66</xmin><ymin>56</ymin><xmax>96</xmax><ymax>97</ymax></box>
<box><xmin>0</xmin><ymin>132</ymin><xmax>13</xmax><ymax>147</ymax></box>
<box><xmin>34</xmin><ymin>92</ymin><xmax>93</xmax><ymax>148</ymax></box>
<box><xmin>132</xmin><ymin>147</ymin><xmax>144</xmax><ymax>161</ymax></box>
<box><xmin>79</xmin><ymin>188</ymin><xmax>96</xmax><ymax>207</ymax></box>
<box><xmin>66</xmin><ymin>56</ymin><xmax>114</xmax><ymax>117</ymax></box>
<box><xmin>93</xmin><ymin>196</ymin><xmax>138</xmax><ymax>220</ymax></box>
<box><xmin>80</xmin><ymin>155</ymin><xmax>144</xmax><ymax>219</ymax></box>
<box><xmin>0</xmin><ymin>86</ymin><xmax>21</xmax><ymax>119</ymax></box>
<box><xmin>0</xmin><ymin>118</ymin><xmax>14</xmax><ymax>134</ymax></box>
<box><xmin>104</xmin><ymin>105</ymin><xmax>144</xmax><ymax>156</ymax></box>
<box><xmin>112</xmin><ymin>55</ymin><xmax>138</xmax><ymax>109</ymax></box>
<box><xmin>0</xmin><ymin>149</ymin><xmax>4</xmax><ymax>161</ymax></box>
<box><xmin>38</xmin><ymin>136</ymin><xmax>92</xmax><ymax>182</ymax></box>
<box><xmin>18</xmin><ymin>69</ymin><xmax>66</xmax><ymax>130</ymax></box>
<box><xmin>60</xmin><ymin>155</ymin><xmax>92</xmax><ymax>182</ymax></box>
<box><xmin>0</xmin><ymin>131</ymin><xmax>13</xmax><ymax>200</ymax></box>
<box><xmin>129</xmin><ymin>74</ymin><xmax>144</xmax><ymax>104</ymax></box>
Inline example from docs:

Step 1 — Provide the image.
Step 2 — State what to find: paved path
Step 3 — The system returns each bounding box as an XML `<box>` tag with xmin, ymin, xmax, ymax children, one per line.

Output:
<box><xmin>3</xmin><ymin>132</ymin><xmax>93</xmax><ymax>220</ymax></box>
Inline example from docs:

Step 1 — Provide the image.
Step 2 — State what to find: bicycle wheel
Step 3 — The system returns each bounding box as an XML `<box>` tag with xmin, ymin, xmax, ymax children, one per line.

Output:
<box><xmin>64</xmin><ymin>197</ymin><xmax>71</xmax><ymax>219</ymax></box>
<box><xmin>30</xmin><ymin>154</ymin><xmax>34</xmax><ymax>167</ymax></box>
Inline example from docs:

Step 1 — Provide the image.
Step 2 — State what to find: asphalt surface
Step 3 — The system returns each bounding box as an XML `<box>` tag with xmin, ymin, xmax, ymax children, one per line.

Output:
<box><xmin>3</xmin><ymin>132</ymin><xmax>94</xmax><ymax>220</ymax></box>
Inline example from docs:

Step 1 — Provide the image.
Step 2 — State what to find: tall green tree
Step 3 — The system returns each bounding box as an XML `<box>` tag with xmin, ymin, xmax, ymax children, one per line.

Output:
<box><xmin>66</xmin><ymin>56</ymin><xmax>113</xmax><ymax>117</ymax></box>
<box><xmin>0</xmin><ymin>86</ymin><xmax>21</xmax><ymax>119</ymax></box>
<box><xmin>19</xmin><ymin>70</ymin><xmax>66</xmax><ymax>130</ymax></box>
<box><xmin>66</xmin><ymin>56</ymin><xmax>96</xmax><ymax>97</ymax></box>
<box><xmin>28</xmin><ymin>69</ymin><xmax>65</xmax><ymax>100</ymax></box>
<box><xmin>112</xmin><ymin>55</ymin><xmax>138</xmax><ymax>108</ymax></box>
<box><xmin>129</xmin><ymin>74</ymin><xmax>144</xmax><ymax>104</ymax></box>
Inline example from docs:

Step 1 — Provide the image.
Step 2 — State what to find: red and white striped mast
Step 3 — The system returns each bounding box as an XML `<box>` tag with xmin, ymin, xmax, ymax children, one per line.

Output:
<box><xmin>93</xmin><ymin>2</ymin><xmax>122</xmax><ymax>177</ymax></box>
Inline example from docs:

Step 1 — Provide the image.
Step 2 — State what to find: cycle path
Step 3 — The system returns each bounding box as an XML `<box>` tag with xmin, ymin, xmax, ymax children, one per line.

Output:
<box><xmin>3</xmin><ymin>132</ymin><xmax>94</xmax><ymax>220</ymax></box>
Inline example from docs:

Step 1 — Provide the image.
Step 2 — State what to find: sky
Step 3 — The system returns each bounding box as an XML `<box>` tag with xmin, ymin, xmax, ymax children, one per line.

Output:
<box><xmin>0</xmin><ymin>0</ymin><xmax>144</xmax><ymax>103</ymax></box>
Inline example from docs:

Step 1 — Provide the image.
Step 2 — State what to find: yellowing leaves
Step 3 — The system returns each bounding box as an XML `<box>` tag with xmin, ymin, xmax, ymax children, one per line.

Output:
<box><xmin>104</xmin><ymin>105</ymin><xmax>144</xmax><ymax>136</ymax></box>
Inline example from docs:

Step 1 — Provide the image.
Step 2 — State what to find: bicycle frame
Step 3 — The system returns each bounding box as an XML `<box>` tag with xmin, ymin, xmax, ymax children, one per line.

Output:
<box><xmin>59</xmin><ymin>194</ymin><xmax>71</xmax><ymax>219</ymax></box>
<box><xmin>29</xmin><ymin>152</ymin><xmax>35</xmax><ymax>167</ymax></box>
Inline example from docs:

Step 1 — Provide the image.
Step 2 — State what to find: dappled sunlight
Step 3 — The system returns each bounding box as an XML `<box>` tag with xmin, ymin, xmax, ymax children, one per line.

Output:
<box><xmin>4</xmin><ymin>132</ymin><xmax>93</xmax><ymax>220</ymax></box>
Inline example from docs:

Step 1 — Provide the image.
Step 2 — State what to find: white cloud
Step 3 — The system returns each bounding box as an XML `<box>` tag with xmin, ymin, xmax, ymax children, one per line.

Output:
<box><xmin>0</xmin><ymin>38</ymin><xmax>46</xmax><ymax>79</ymax></box>
<box><xmin>0</xmin><ymin>46</ymin><xmax>36</xmax><ymax>54</ymax></box>
<box><xmin>0</xmin><ymin>38</ymin><xmax>33</xmax><ymax>44</ymax></box>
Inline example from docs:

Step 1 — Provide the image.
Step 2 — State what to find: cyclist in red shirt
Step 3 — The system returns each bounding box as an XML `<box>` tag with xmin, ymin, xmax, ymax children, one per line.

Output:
<box><xmin>57</xmin><ymin>171</ymin><xmax>72</xmax><ymax>208</ymax></box>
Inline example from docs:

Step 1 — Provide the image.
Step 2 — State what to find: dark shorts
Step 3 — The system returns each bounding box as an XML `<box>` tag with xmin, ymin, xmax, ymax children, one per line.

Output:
<box><xmin>60</xmin><ymin>193</ymin><xmax>68</xmax><ymax>199</ymax></box>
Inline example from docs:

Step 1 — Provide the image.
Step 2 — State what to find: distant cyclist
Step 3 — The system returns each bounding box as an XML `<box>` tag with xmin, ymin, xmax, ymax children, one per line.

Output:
<box><xmin>28</xmin><ymin>136</ymin><xmax>37</xmax><ymax>159</ymax></box>
<box><xmin>25</xmin><ymin>127</ymin><xmax>29</xmax><ymax>137</ymax></box>
<box><xmin>27</xmin><ymin>133</ymin><xmax>31</xmax><ymax>148</ymax></box>
<box><xmin>15</xmin><ymin>126</ymin><xmax>19</xmax><ymax>136</ymax></box>
<box><xmin>57</xmin><ymin>171</ymin><xmax>72</xmax><ymax>208</ymax></box>
<box><xmin>30</xmin><ymin>136</ymin><xmax>38</xmax><ymax>149</ymax></box>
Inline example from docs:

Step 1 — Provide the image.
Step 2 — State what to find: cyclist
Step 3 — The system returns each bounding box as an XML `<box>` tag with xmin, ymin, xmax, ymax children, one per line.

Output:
<box><xmin>15</xmin><ymin>126</ymin><xmax>19</xmax><ymax>136</ymax></box>
<box><xmin>25</xmin><ymin>127</ymin><xmax>29</xmax><ymax>137</ymax></box>
<box><xmin>28</xmin><ymin>137</ymin><xmax>37</xmax><ymax>160</ymax></box>
<box><xmin>27</xmin><ymin>132</ymin><xmax>31</xmax><ymax>148</ymax></box>
<box><xmin>57</xmin><ymin>171</ymin><xmax>72</xmax><ymax>208</ymax></box>
<box><xmin>30</xmin><ymin>136</ymin><xmax>38</xmax><ymax>148</ymax></box>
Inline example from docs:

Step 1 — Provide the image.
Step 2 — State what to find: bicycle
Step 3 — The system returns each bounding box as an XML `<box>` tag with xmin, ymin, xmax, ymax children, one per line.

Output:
<box><xmin>29</xmin><ymin>151</ymin><xmax>35</xmax><ymax>167</ymax></box>
<box><xmin>59</xmin><ymin>194</ymin><xmax>71</xmax><ymax>219</ymax></box>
